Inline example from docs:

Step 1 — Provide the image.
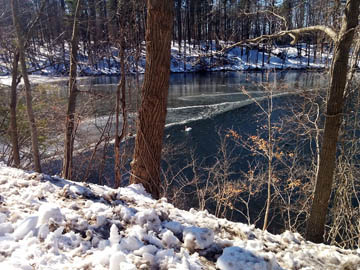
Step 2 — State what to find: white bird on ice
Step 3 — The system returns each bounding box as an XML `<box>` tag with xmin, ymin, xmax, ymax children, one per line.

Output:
<box><xmin>184</xmin><ymin>126</ymin><xmax>192</xmax><ymax>132</ymax></box>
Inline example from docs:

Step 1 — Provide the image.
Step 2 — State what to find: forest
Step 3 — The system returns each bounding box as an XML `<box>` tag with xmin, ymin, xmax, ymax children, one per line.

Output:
<box><xmin>0</xmin><ymin>0</ymin><xmax>343</xmax><ymax>75</ymax></box>
<box><xmin>1</xmin><ymin>0</ymin><xmax>360</xmax><ymax>252</ymax></box>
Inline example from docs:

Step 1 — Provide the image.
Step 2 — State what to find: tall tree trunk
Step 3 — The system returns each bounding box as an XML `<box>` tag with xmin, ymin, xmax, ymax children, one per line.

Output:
<box><xmin>114</xmin><ymin>42</ymin><xmax>127</xmax><ymax>188</ymax></box>
<box><xmin>62</xmin><ymin>0</ymin><xmax>82</xmax><ymax>179</ymax></box>
<box><xmin>11</xmin><ymin>0</ymin><xmax>42</xmax><ymax>173</ymax></box>
<box><xmin>223</xmin><ymin>0</ymin><xmax>227</xmax><ymax>41</ymax></box>
<box><xmin>130</xmin><ymin>0</ymin><xmax>173</xmax><ymax>199</ymax></box>
<box><xmin>186</xmin><ymin>0</ymin><xmax>191</xmax><ymax>49</ymax></box>
<box><xmin>60</xmin><ymin>0</ymin><xmax>65</xmax><ymax>10</ymax></box>
<box><xmin>107</xmin><ymin>0</ymin><xmax>118</xmax><ymax>41</ymax></box>
<box><xmin>306</xmin><ymin>0</ymin><xmax>360</xmax><ymax>243</ymax></box>
<box><xmin>176</xmin><ymin>0</ymin><xmax>182</xmax><ymax>49</ymax></box>
<box><xmin>88</xmin><ymin>0</ymin><xmax>97</xmax><ymax>47</ymax></box>
<box><xmin>9</xmin><ymin>51</ymin><xmax>20</xmax><ymax>167</ymax></box>
<box><xmin>243</xmin><ymin>0</ymin><xmax>250</xmax><ymax>39</ymax></box>
<box><xmin>98</xmin><ymin>0</ymin><xmax>108</xmax><ymax>42</ymax></box>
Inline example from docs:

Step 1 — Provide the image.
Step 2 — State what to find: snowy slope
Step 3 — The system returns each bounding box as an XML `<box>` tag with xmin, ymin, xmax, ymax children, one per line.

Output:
<box><xmin>0</xmin><ymin>164</ymin><xmax>359</xmax><ymax>270</ymax></box>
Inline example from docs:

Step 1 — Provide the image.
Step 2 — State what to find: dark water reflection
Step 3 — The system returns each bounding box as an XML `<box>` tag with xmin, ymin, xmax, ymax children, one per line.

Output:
<box><xmin>84</xmin><ymin>70</ymin><xmax>328</xmax><ymax>109</ymax></box>
<box><xmin>40</xmin><ymin>71</ymin><xmax>328</xmax><ymax>148</ymax></box>
<box><xmin>46</xmin><ymin>70</ymin><xmax>328</xmax><ymax>174</ymax></box>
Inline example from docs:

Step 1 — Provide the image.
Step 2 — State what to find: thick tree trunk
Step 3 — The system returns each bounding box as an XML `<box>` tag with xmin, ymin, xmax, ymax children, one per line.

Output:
<box><xmin>62</xmin><ymin>0</ymin><xmax>82</xmax><ymax>179</ymax></box>
<box><xmin>9</xmin><ymin>51</ymin><xmax>20</xmax><ymax>167</ymax></box>
<box><xmin>11</xmin><ymin>0</ymin><xmax>42</xmax><ymax>173</ymax></box>
<box><xmin>130</xmin><ymin>0</ymin><xmax>173</xmax><ymax>199</ymax></box>
<box><xmin>306</xmin><ymin>0</ymin><xmax>360</xmax><ymax>243</ymax></box>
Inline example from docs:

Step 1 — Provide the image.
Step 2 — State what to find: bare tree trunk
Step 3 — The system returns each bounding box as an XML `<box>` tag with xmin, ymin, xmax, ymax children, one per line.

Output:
<box><xmin>87</xmin><ymin>0</ymin><xmax>97</xmax><ymax>58</ymax></box>
<box><xmin>114</xmin><ymin>42</ymin><xmax>127</xmax><ymax>188</ymax></box>
<box><xmin>89</xmin><ymin>0</ymin><xmax>98</xmax><ymax>43</ymax></box>
<box><xmin>306</xmin><ymin>0</ymin><xmax>360</xmax><ymax>243</ymax></box>
<box><xmin>62</xmin><ymin>0</ymin><xmax>82</xmax><ymax>179</ymax></box>
<box><xmin>9</xmin><ymin>51</ymin><xmax>21</xmax><ymax>168</ymax></box>
<box><xmin>11</xmin><ymin>0</ymin><xmax>42</xmax><ymax>172</ymax></box>
<box><xmin>130</xmin><ymin>0</ymin><xmax>173</xmax><ymax>199</ymax></box>
<box><xmin>176</xmin><ymin>0</ymin><xmax>182</xmax><ymax>49</ymax></box>
<box><xmin>263</xmin><ymin>91</ymin><xmax>273</xmax><ymax>230</ymax></box>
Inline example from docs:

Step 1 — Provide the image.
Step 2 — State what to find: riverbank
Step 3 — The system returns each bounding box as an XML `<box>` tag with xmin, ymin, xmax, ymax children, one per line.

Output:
<box><xmin>0</xmin><ymin>42</ymin><xmax>333</xmax><ymax>77</ymax></box>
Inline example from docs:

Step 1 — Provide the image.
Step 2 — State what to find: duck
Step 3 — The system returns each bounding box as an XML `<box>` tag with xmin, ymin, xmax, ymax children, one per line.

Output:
<box><xmin>184</xmin><ymin>126</ymin><xmax>192</xmax><ymax>132</ymax></box>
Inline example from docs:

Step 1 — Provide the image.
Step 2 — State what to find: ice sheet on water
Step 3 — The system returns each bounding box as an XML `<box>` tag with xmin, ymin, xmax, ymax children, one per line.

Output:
<box><xmin>165</xmin><ymin>91</ymin><xmax>294</xmax><ymax>128</ymax></box>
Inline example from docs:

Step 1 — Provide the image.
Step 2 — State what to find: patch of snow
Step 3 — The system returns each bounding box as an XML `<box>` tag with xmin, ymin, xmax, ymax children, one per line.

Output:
<box><xmin>216</xmin><ymin>246</ymin><xmax>271</xmax><ymax>270</ymax></box>
<box><xmin>0</xmin><ymin>222</ymin><xmax>13</xmax><ymax>236</ymax></box>
<box><xmin>183</xmin><ymin>226</ymin><xmax>214</xmax><ymax>250</ymax></box>
<box><xmin>135</xmin><ymin>209</ymin><xmax>161</xmax><ymax>232</ymax></box>
<box><xmin>161</xmin><ymin>229</ymin><xmax>180</xmax><ymax>248</ymax></box>
<box><xmin>164</xmin><ymin>221</ymin><xmax>184</xmax><ymax>234</ymax></box>
<box><xmin>109</xmin><ymin>251</ymin><xmax>127</xmax><ymax>270</ymax></box>
<box><xmin>12</xmin><ymin>216</ymin><xmax>38</xmax><ymax>240</ymax></box>
<box><xmin>109</xmin><ymin>224</ymin><xmax>121</xmax><ymax>246</ymax></box>
<box><xmin>37</xmin><ymin>204</ymin><xmax>63</xmax><ymax>226</ymax></box>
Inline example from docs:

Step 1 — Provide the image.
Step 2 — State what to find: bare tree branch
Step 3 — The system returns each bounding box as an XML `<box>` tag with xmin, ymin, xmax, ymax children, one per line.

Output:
<box><xmin>218</xmin><ymin>25</ymin><xmax>338</xmax><ymax>55</ymax></box>
<box><xmin>239</xmin><ymin>9</ymin><xmax>289</xmax><ymax>30</ymax></box>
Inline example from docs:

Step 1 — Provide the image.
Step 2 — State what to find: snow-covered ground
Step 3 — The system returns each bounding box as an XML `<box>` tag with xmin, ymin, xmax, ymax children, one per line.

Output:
<box><xmin>0</xmin><ymin>164</ymin><xmax>359</xmax><ymax>270</ymax></box>
<box><xmin>0</xmin><ymin>42</ymin><xmax>334</xmax><ymax>78</ymax></box>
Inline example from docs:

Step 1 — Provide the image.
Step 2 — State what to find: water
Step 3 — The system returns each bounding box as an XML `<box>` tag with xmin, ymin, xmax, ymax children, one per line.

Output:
<box><xmin>44</xmin><ymin>70</ymin><xmax>328</xmax><ymax>165</ymax></box>
<box><xmin>43</xmin><ymin>70</ymin><xmax>327</xmax><ymax>177</ymax></box>
<box><xmin>72</xmin><ymin>70</ymin><xmax>328</xmax><ymax>126</ymax></box>
<box><xmin>89</xmin><ymin>70</ymin><xmax>327</xmax><ymax>108</ymax></box>
<box><xmin>50</xmin><ymin>71</ymin><xmax>325</xmax><ymax>150</ymax></box>
<box><xmin>40</xmin><ymin>70</ymin><xmax>329</xmax><ymax>229</ymax></box>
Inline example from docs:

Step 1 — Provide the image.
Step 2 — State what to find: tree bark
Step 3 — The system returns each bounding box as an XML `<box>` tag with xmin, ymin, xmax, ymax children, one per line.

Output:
<box><xmin>305</xmin><ymin>0</ymin><xmax>360</xmax><ymax>243</ymax></box>
<box><xmin>62</xmin><ymin>0</ymin><xmax>82</xmax><ymax>179</ymax></box>
<box><xmin>130</xmin><ymin>0</ymin><xmax>173</xmax><ymax>199</ymax></box>
<box><xmin>9</xmin><ymin>51</ymin><xmax>21</xmax><ymax>168</ymax></box>
<box><xmin>11</xmin><ymin>0</ymin><xmax>42</xmax><ymax>173</ymax></box>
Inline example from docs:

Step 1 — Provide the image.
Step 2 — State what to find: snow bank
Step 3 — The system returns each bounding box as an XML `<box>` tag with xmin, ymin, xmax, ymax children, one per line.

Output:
<box><xmin>0</xmin><ymin>164</ymin><xmax>359</xmax><ymax>270</ymax></box>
